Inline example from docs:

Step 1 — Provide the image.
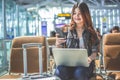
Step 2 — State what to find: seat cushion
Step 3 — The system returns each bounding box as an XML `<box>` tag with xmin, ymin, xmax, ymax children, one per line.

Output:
<box><xmin>0</xmin><ymin>75</ymin><xmax>22</xmax><ymax>79</ymax></box>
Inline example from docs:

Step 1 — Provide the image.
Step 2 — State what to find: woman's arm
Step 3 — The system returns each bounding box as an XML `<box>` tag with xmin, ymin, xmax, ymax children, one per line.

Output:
<box><xmin>88</xmin><ymin>34</ymin><xmax>100</xmax><ymax>64</ymax></box>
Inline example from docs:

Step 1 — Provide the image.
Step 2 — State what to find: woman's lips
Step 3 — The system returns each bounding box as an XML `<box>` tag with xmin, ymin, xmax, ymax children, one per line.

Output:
<box><xmin>75</xmin><ymin>19</ymin><xmax>81</xmax><ymax>21</ymax></box>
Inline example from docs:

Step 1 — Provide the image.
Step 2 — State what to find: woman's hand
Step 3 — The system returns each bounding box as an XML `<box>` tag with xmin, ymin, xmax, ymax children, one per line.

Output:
<box><xmin>88</xmin><ymin>52</ymin><xmax>97</xmax><ymax>64</ymax></box>
<box><xmin>56</xmin><ymin>34</ymin><xmax>66</xmax><ymax>47</ymax></box>
<box><xmin>88</xmin><ymin>57</ymin><xmax>92</xmax><ymax>64</ymax></box>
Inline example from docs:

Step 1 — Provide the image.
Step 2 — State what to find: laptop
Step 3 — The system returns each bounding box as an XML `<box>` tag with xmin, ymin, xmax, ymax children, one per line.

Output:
<box><xmin>52</xmin><ymin>48</ymin><xmax>89</xmax><ymax>67</ymax></box>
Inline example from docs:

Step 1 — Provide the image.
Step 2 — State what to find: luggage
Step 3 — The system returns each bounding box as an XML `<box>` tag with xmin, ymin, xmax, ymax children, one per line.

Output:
<box><xmin>22</xmin><ymin>43</ymin><xmax>61</xmax><ymax>80</ymax></box>
<box><xmin>22</xmin><ymin>43</ymin><xmax>43</xmax><ymax>76</ymax></box>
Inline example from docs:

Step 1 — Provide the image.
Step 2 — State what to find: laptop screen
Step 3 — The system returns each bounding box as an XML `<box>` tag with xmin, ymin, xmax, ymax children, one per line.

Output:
<box><xmin>52</xmin><ymin>48</ymin><xmax>89</xmax><ymax>67</ymax></box>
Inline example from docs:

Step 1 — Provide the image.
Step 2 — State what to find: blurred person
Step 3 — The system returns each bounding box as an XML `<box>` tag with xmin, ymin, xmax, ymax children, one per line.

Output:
<box><xmin>95</xmin><ymin>28</ymin><xmax>102</xmax><ymax>53</ymax></box>
<box><xmin>110</xmin><ymin>26</ymin><xmax>120</xmax><ymax>33</ymax></box>
<box><xmin>61</xmin><ymin>24</ymin><xmax>69</xmax><ymax>39</ymax></box>
<box><xmin>50</xmin><ymin>31</ymin><xmax>56</xmax><ymax>37</ymax></box>
<box><xmin>62</xmin><ymin>24</ymin><xmax>69</xmax><ymax>34</ymax></box>
<box><xmin>95</xmin><ymin>28</ymin><xmax>102</xmax><ymax>40</ymax></box>
<box><xmin>55</xmin><ymin>2</ymin><xmax>99</xmax><ymax>80</ymax></box>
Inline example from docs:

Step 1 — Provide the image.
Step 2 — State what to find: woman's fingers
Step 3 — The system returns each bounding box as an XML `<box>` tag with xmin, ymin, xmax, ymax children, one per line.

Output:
<box><xmin>88</xmin><ymin>57</ymin><xmax>92</xmax><ymax>64</ymax></box>
<box><xmin>56</xmin><ymin>34</ymin><xmax>66</xmax><ymax>47</ymax></box>
<box><xmin>56</xmin><ymin>38</ymin><xmax>66</xmax><ymax>45</ymax></box>
<box><xmin>58</xmin><ymin>38</ymin><xmax>66</xmax><ymax>43</ymax></box>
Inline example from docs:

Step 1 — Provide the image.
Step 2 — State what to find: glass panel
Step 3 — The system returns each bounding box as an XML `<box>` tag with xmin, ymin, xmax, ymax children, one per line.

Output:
<box><xmin>6</xmin><ymin>0</ymin><xmax>16</xmax><ymax>39</ymax></box>
<box><xmin>90</xmin><ymin>8</ymin><xmax>120</xmax><ymax>35</ymax></box>
<box><xmin>0</xmin><ymin>0</ymin><xmax>16</xmax><ymax>74</ymax></box>
<box><xmin>0</xmin><ymin>0</ymin><xmax>3</xmax><ymax>39</ymax></box>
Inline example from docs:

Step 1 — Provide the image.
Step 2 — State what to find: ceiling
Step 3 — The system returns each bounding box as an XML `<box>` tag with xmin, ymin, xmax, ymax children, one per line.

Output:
<box><xmin>13</xmin><ymin>0</ymin><xmax>120</xmax><ymax>9</ymax></box>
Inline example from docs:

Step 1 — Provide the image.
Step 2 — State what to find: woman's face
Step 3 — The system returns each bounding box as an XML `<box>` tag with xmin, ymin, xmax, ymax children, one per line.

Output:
<box><xmin>73</xmin><ymin>8</ymin><xmax>84</xmax><ymax>26</ymax></box>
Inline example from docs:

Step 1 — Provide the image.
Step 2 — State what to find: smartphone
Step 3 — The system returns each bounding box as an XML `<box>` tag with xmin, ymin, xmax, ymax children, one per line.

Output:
<box><xmin>55</xmin><ymin>28</ymin><xmax>66</xmax><ymax>47</ymax></box>
<box><xmin>55</xmin><ymin>28</ymin><xmax>65</xmax><ymax>38</ymax></box>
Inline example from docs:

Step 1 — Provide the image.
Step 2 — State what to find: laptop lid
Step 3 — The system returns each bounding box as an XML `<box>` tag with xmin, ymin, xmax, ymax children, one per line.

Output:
<box><xmin>52</xmin><ymin>48</ymin><xmax>89</xmax><ymax>67</ymax></box>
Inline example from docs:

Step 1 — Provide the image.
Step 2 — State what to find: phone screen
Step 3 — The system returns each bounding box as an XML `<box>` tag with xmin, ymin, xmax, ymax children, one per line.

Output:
<box><xmin>55</xmin><ymin>28</ymin><xmax>65</xmax><ymax>38</ymax></box>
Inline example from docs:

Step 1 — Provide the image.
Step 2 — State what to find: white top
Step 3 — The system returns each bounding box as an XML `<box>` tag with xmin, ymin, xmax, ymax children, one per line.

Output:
<box><xmin>79</xmin><ymin>37</ymin><xmax>85</xmax><ymax>49</ymax></box>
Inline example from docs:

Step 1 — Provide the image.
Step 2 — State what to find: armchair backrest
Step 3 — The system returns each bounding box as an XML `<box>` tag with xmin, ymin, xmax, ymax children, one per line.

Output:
<box><xmin>10</xmin><ymin>36</ymin><xmax>47</xmax><ymax>73</ymax></box>
<box><xmin>47</xmin><ymin>37</ymin><xmax>56</xmax><ymax>46</ymax></box>
<box><xmin>103</xmin><ymin>33</ymin><xmax>120</xmax><ymax>71</ymax></box>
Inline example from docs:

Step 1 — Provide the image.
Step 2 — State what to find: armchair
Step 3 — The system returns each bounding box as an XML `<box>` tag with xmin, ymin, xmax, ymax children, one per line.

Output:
<box><xmin>0</xmin><ymin>36</ymin><xmax>48</xmax><ymax>79</ymax></box>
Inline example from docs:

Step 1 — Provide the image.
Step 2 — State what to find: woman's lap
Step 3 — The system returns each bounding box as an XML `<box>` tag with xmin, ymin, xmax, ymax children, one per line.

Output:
<box><xmin>54</xmin><ymin>65</ymin><xmax>90</xmax><ymax>80</ymax></box>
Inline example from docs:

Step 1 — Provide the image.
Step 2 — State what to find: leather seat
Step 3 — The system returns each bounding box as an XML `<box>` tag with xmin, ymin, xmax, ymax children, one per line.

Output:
<box><xmin>0</xmin><ymin>36</ymin><xmax>48</xmax><ymax>79</ymax></box>
<box><xmin>102</xmin><ymin>33</ymin><xmax>120</xmax><ymax>79</ymax></box>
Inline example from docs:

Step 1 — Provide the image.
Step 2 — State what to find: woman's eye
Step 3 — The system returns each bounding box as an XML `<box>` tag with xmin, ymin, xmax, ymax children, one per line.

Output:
<box><xmin>73</xmin><ymin>12</ymin><xmax>81</xmax><ymax>15</ymax></box>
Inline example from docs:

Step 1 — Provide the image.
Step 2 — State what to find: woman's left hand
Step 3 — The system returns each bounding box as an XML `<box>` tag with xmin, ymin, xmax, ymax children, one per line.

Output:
<box><xmin>88</xmin><ymin>52</ymin><xmax>96</xmax><ymax>64</ymax></box>
<box><xmin>88</xmin><ymin>57</ymin><xmax>92</xmax><ymax>64</ymax></box>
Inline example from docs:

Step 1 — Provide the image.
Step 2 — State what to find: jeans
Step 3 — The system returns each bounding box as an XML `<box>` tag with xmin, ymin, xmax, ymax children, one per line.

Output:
<box><xmin>54</xmin><ymin>65</ymin><xmax>92</xmax><ymax>80</ymax></box>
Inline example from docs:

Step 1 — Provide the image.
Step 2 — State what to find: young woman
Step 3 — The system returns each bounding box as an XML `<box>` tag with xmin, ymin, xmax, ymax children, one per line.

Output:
<box><xmin>110</xmin><ymin>26</ymin><xmax>120</xmax><ymax>33</ymax></box>
<box><xmin>55</xmin><ymin>2</ymin><xmax>99</xmax><ymax>80</ymax></box>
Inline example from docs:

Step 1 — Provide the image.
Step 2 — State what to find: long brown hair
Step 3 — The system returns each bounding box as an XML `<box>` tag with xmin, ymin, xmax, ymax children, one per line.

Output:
<box><xmin>70</xmin><ymin>2</ymin><xmax>96</xmax><ymax>42</ymax></box>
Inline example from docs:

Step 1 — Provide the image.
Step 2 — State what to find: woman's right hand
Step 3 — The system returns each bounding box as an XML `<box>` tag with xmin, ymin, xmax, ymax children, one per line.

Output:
<box><xmin>55</xmin><ymin>34</ymin><xmax>66</xmax><ymax>48</ymax></box>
